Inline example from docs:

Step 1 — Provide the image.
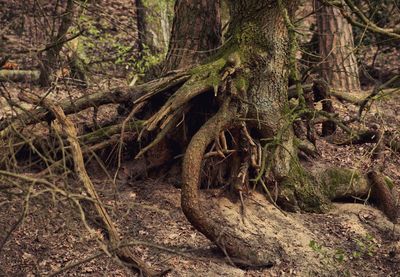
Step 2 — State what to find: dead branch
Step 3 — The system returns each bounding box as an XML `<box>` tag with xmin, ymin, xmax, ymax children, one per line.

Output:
<box><xmin>136</xmin><ymin>105</ymin><xmax>189</xmax><ymax>159</ymax></box>
<box><xmin>342</xmin><ymin>0</ymin><xmax>400</xmax><ymax>40</ymax></box>
<box><xmin>145</xmin><ymin>75</ymin><xmax>213</xmax><ymax>131</ymax></box>
<box><xmin>320</xmin><ymin>0</ymin><xmax>400</xmax><ymax>40</ymax></box>
<box><xmin>358</xmin><ymin>76</ymin><xmax>400</xmax><ymax>118</ymax></box>
<box><xmin>0</xmin><ymin>73</ymin><xmax>189</xmax><ymax>134</ymax></box>
<box><xmin>330</xmin><ymin>89</ymin><xmax>364</xmax><ymax>105</ymax></box>
<box><xmin>0</xmin><ymin>70</ymin><xmax>40</xmax><ymax>82</ymax></box>
<box><xmin>337</xmin><ymin>128</ymin><xmax>400</xmax><ymax>153</ymax></box>
<box><xmin>41</xmin><ymin>99</ymin><xmax>161</xmax><ymax>276</ymax></box>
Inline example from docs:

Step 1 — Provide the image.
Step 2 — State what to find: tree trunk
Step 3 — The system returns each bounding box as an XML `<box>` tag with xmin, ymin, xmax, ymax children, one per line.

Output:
<box><xmin>226</xmin><ymin>0</ymin><xmax>298</xmax><ymax>180</ymax></box>
<box><xmin>163</xmin><ymin>0</ymin><xmax>222</xmax><ymax>72</ymax></box>
<box><xmin>315</xmin><ymin>1</ymin><xmax>361</xmax><ymax>93</ymax></box>
<box><xmin>180</xmin><ymin>0</ymin><xmax>306</xmax><ymax>267</ymax></box>
<box><xmin>38</xmin><ymin>0</ymin><xmax>74</xmax><ymax>87</ymax></box>
<box><xmin>135</xmin><ymin>0</ymin><xmax>172</xmax><ymax>54</ymax></box>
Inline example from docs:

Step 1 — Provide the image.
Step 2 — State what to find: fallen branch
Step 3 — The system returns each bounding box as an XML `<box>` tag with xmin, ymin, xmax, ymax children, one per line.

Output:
<box><xmin>330</xmin><ymin>89</ymin><xmax>364</xmax><ymax>105</ymax></box>
<box><xmin>337</xmin><ymin>129</ymin><xmax>400</xmax><ymax>153</ymax></box>
<box><xmin>0</xmin><ymin>70</ymin><xmax>40</xmax><ymax>82</ymax></box>
<box><xmin>42</xmin><ymin>99</ymin><xmax>162</xmax><ymax>276</ymax></box>
<box><xmin>358</xmin><ymin>76</ymin><xmax>400</xmax><ymax>118</ymax></box>
<box><xmin>0</xmin><ymin>73</ymin><xmax>189</xmax><ymax>133</ymax></box>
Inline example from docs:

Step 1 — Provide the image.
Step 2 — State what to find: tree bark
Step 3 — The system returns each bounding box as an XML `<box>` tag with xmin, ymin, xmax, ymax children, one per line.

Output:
<box><xmin>226</xmin><ymin>0</ymin><xmax>298</xmax><ymax>180</ymax></box>
<box><xmin>180</xmin><ymin>0</ymin><xmax>305</xmax><ymax>266</ymax></box>
<box><xmin>315</xmin><ymin>1</ymin><xmax>361</xmax><ymax>93</ymax></box>
<box><xmin>38</xmin><ymin>0</ymin><xmax>74</xmax><ymax>87</ymax></box>
<box><xmin>135</xmin><ymin>0</ymin><xmax>172</xmax><ymax>54</ymax></box>
<box><xmin>163</xmin><ymin>0</ymin><xmax>222</xmax><ymax>72</ymax></box>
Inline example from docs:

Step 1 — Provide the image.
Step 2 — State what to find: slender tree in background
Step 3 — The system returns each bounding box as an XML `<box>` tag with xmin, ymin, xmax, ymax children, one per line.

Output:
<box><xmin>135</xmin><ymin>0</ymin><xmax>172</xmax><ymax>54</ymax></box>
<box><xmin>38</xmin><ymin>0</ymin><xmax>74</xmax><ymax>87</ymax></box>
<box><xmin>163</xmin><ymin>0</ymin><xmax>222</xmax><ymax>72</ymax></box>
<box><xmin>315</xmin><ymin>1</ymin><xmax>361</xmax><ymax>93</ymax></box>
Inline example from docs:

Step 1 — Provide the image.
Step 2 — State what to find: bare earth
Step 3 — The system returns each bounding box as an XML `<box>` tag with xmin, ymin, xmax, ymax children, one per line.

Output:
<box><xmin>0</xmin><ymin>85</ymin><xmax>399</xmax><ymax>276</ymax></box>
<box><xmin>1</xmin><ymin>177</ymin><xmax>399</xmax><ymax>276</ymax></box>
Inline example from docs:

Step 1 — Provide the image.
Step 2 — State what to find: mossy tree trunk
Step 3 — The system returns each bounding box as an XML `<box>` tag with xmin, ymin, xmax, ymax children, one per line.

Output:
<box><xmin>38</xmin><ymin>0</ymin><xmax>74</xmax><ymax>87</ymax></box>
<box><xmin>180</xmin><ymin>0</ymin><xmax>311</xmax><ymax>266</ymax></box>
<box><xmin>175</xmin><ymin>1</ymin><xmax>396</xmax><ymax>266</ymax></box>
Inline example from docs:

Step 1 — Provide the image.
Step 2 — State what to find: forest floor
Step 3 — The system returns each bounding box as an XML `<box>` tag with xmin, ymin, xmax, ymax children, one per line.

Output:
<box><xmin>0</xmin><ymin>81</ymin><xmax>399</xmax><ymax>277</ymax></box>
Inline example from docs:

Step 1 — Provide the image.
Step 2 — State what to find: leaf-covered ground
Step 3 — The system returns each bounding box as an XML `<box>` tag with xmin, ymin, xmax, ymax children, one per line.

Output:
<box><xmin>0</xmin><ymin>85</ymin><xmax>399</xmax><ymax>276</ymax></box>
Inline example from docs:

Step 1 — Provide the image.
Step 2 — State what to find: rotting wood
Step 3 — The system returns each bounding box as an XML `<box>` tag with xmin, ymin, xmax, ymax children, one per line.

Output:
<box><xmin>0</xmin><ymin>70</ymin><xmax>40</xmax><ymax>82</ymax></box>
<box><xmin>40</xmin><ymin>99</ymin><xmax>166</xmax><ymax>276</ymax></box>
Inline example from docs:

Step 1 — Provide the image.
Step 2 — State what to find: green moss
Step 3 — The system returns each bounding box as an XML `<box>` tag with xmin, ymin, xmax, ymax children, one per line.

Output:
<box><xmin>278</xmin><ymin>166</ymin><xmax>372</xmax><ymax>213</ymax></box>
<box><xmin>232</xmin><ymin>22</ymin><xmax>274</xmax><ymax>61</ymax></box>
<box><xmin>237</xmin><ymin>23</ymin><xmax>270</xmax><ymax>50</ymax></box>
<box><xmin>384</xmin><ymin>175</ymin><xmax>395</xmax><ymax>190</ymax></box>
<box><xmin>189</xmin><ymin>57</ymin><xmax>226</xmax><ymax>77</ymax></box>
<box><xmin>233</xmin><ymin>75</ymin><xmax>249</xmax><ymax>93</ymax></box>
<box><xmin>279</xmin><ymin>160</ymin><xmax>331</xmax><ymax>213</ymax></box>
<box><xmin>79</xmin><ymin>120</ymin><xmax>144</xmax><ymax>144</ymax></box>
<box><xmin>319</xmin><ymin>167</ymin><xmax>369</xmax><ymax>199</ymax></box>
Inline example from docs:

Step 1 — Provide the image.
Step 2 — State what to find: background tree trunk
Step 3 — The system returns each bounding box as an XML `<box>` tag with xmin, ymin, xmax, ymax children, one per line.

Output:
<box><xmin>163</xmin><ymin>0</ymin><xmax>222</xmax><ymax>72</ymax></box>
<box><xmin>38</xmin><ymin>0</ymin><xmax>74</xmax><ymax>87</ymax></box>
<box><xmin>135</xmin><ymin>0</ymin><xmax>172</xmax><ymax>54</ymax></box>
<box><xmin>315</xmin><ymin>1</ymin><xmax>361</xmax><ymax>93</ymax></box>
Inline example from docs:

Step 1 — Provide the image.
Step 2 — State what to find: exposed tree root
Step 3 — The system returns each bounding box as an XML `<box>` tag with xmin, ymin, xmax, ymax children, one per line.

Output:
<box><xmin>145</xmin><ymin>74</ymin><xmax>216</xmax><ymax>131</ymax></box>
<box><xmin>136</xmin><ymin>104</ymin><xmax>189</xmax><ymax>159</ymax></box>
<box><xmin>0</xmin><ymin>73</ymin><xmax>189</xmax><ymax>134</ymax></box>
<box><xmin>312</xmin><ymin>80</ymin><xmax>336</xmax><ymax>136</ymax></box>
<box><xmin>368</xmin><ymin>171</ymin><xmax>398</xmax><ymax>223</ymax></box>
<box><xmin>181</xmin><ymin>99</ymin><xmax>285</xmax><ymax>267</ymax></box>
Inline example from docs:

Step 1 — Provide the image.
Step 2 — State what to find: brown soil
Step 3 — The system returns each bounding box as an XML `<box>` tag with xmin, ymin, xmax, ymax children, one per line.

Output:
<box><xmin>1</xmin><ymin>175</ymin><xmax>400</xmax><ymax>276</ymax></box>
<box><xmin>0</xmin><ymin>80</ymin><xmax>399</xmax><ymax>277</ymax></box>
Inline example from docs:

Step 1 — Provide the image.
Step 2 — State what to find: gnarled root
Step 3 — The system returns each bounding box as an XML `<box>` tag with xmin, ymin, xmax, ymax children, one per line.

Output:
<box><xmin>181</xmin><ymin>99</ymin><xmax>286</xmax><ymax>267</ymax></box>
<box><xmin>368</xmin><ymin>171</ymin><xmax>398</xmax><ymax>223</ymax></box>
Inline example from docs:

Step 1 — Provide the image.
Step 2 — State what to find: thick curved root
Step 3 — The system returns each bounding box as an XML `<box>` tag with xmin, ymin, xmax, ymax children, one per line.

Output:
<box><xmin>146</xmin><ymin>75</ymin><xmax>216</xmax><ymax>131</ymax></box>
<box><xmin>181</xmin><ymin>99</ymin><xmax>286</xmax><ymax>267</ymax></box>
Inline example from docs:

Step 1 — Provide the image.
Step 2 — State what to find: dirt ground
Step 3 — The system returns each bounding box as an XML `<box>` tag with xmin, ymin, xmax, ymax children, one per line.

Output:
<box><xmin>1</xmin><ymin>173</ymin><xmax>399</xmax><ymax>276</ymax></box>
<box><xmin>0</xmin><ymin>83</ymin><xmax>399</xmax><ymax>276</ymax></box>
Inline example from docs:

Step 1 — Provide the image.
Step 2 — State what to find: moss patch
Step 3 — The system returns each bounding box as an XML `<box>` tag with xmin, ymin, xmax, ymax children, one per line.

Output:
<box><xmin>279</xmin><ymin>160</ymin><xmax>331</xmax><ymax>213</ymax></box>
<box><xmin>319</xmin><ymin>167</ymin><xmax>369</xmax><ymax>200</ymax></box>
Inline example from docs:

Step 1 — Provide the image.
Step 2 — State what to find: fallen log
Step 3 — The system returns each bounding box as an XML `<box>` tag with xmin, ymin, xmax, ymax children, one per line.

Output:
<box><xmin>0</xmin><ymin>70</ymin><xmax>40</xmax><ymax>82</ymax></box>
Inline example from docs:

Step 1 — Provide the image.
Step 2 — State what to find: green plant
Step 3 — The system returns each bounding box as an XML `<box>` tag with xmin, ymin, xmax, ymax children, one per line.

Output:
<box><xmin>352</xmin><ymin>234</ymin><xmax>377</xmax><ymax>258</ymax></box>
<box><xmin>308</xmin><ymin>240</ymin><xmax>350</xmax><ymax>276</ymax></box>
